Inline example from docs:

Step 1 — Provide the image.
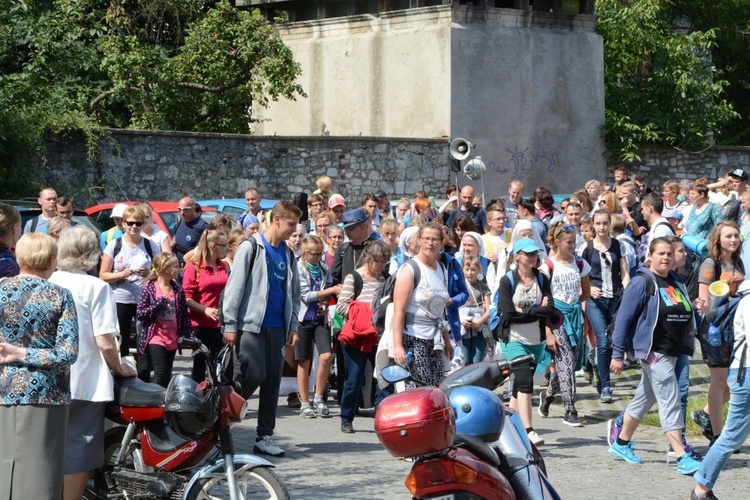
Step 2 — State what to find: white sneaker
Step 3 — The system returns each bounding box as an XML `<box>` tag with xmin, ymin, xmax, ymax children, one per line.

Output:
<box><xmin>253</xmin><ymin>435</ymin><xmax>285</xmax><ymax>457</ymax></box>
<box><xmin>527</xmin><ymin>430</ymin><xmax>545</xmax><ymax>447</ymax></box>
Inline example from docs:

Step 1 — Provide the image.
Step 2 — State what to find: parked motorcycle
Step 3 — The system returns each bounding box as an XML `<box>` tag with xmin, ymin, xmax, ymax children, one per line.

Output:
<box><xmin>85</xmin><ymin>337</ymin><xmax>290</xmax><ymax>500</ymax></box>
<box><xmin>375</xmin><ymin>355</ymin><xmax>560</xmax><ymax>500</ymax></box>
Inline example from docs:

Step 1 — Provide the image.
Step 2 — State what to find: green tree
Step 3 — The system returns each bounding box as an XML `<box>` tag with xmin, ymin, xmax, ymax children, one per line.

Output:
<box><xmin>0</xmin><ymin>0</ymin><xmax>305</xmax><ymax>197</ymax></box>
<box><xmin>596</xmin><ymin>0</ymin><xmax>739</xmax><ymax>161</ymax></box>
<box><xmin>672</xmin><ymin>0</ymin><xmax>750</xmax><ymax>144</ymax></box>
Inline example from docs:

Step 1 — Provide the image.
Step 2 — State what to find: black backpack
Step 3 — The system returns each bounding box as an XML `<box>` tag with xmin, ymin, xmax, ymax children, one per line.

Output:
<box><xmin>113</xmin><ymin>236</ymin><xmax>155</xmax><ymax>261</ymax></box>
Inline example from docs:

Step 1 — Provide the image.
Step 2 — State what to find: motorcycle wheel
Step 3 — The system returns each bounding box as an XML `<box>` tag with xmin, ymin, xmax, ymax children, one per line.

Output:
<box><xmin>185</xmin><ymin>464</ymin><xmax>290</xmax><ymax>500</ymax></box>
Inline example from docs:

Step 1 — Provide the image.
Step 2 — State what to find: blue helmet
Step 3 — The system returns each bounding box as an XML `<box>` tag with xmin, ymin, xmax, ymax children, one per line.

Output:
<box><xmin>449</xmin><ymin>386</ymin><xmax>504</xmax><ymax>441</ymax></box>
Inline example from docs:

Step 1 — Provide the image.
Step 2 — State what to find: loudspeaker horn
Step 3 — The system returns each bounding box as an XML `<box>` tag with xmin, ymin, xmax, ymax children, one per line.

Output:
<box><xmin>450</xmin><ymin>138</ymin><xmax>473</xmax><ymax>161</ymax></box>
<box><xmin>463</xmin><ymin>157</ymin><xmax>486</xmax><ymax>181</ymax></box>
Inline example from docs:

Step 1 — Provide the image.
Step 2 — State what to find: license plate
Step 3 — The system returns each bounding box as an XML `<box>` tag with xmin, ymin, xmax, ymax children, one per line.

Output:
<box><xmin>429</xmin><ymin>495</ymin><xmax>455</xmax><ymax>500</ymax></box>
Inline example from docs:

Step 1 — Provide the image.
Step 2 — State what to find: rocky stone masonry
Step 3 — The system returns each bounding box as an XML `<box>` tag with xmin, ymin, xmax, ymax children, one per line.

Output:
<box><xmin>43</xmin><ymin>130</ymin><xmax>450</xmax><ymax>206</ymax></box>
<box><xmin>612</xmin><ymin>146</ymin><xmax>750</xmax><ymax>188</ymax></box>
<box><xmin>43</xmin><ymin>130</ymin><xmax>750</xmax><ymax>206</ymax></box>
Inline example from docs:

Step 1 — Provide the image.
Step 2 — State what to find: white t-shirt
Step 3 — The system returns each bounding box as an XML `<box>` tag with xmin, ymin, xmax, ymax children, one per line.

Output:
<box><xmin>143</xmin><ymin>228</ymin><xmax>169</xmax><ymax>249</ymax></box>
<box><xmin>104</xmin><ymin>237</ymin><xmax>160</xmax><ymax>304</ymax></box>
<box><xmin>508</xmin><ymin>279</ymin><xmax>543</xmax><ymax>345</ymax></box>
<box><xmin>540</xmin><ymin>257</ymin><xmax>591</xmax><ymax>305</ymax></box>
<box><xmin>403</xmin><ymin>259</ymin><xmax>450</xmax><ymax>340</ymax></box>
<box><xmin>647</xmin><ymin>217</ymin><xmax>675</xmax><ymax>246</ymax></box>
<box><xmin>49</xmin><ymin>270</ymin><xmax>119</xmax><ymax>402</ymax></box>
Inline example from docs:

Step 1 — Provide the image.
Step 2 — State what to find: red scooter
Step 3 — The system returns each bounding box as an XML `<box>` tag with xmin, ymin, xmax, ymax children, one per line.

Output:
<box><xmin>376</xmin><ymin>355</ymin><xmax>559</xmax><ymax>500</ymax></box>
<box><xmin>85</xmin><ymin>337</ymin><xmax>289</xmax><ymax>500</ymax></box>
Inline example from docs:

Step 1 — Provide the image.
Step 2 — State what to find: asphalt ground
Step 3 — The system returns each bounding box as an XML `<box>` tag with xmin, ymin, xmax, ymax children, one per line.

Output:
<box><xmin>172</xmin><ymin>353</ymin><xmax>749</xmax><ymax>499</ymax></box>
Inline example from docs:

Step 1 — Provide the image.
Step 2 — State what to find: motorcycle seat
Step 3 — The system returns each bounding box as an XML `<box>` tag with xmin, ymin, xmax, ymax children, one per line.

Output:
<box><xmin>114</xmin><ymin>376</ymin><xmax>166</xmax><ymax>408</ymax></box>
<box><xmin>454</xmin><ymin>433</ymin><xmax>501</xmax><ymax>468</ymax></box>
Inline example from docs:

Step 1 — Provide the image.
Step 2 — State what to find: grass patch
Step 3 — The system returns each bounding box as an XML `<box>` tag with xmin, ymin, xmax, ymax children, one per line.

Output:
<box><xmin>640</xmin><ymin>395</ymin><xmax>728</xmax><ymax>438</ymax></box>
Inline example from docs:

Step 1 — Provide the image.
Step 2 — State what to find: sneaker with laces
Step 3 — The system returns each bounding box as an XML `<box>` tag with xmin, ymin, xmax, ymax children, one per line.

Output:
<box><xmin>300</xmin><ymin>404</ymin><xmax>316</xmax><ymax>418</ymax></box>
<box><xmin>607</xmin><ymin>418</ymin><xmax>621</xmax><ymax>446</ymax></box>
<box><xmin>690</xmin><ymin>489</ymin><xmax>719</xmax><ymax>500</ymax></box>
<box><xmin>692</xmin><ymin>409</ymin><xmax>714</xmax><ymax>440</ymax></box>
<box><xmin>600</xmin><ymin>387</ymin><xmax>613</xmax><ymax>403</ymax></box>
<box><xmin>538</xmin><ymin>390</ymin><xmax>554</xmax><ymax>418</ymax></box>
<box><xmin>563</xmin><ymin>410</ymin><xmax>583</xmax><ymax>427</ymax></box>
<box><xmin>676</xmin><ymin>452</ymin><xmax>702</xmax><ymax>475</ymax></box>
<box><xmin>670</xmin><ymin>438</ymin><xmax>702</xmax><ymax>459</ymax></box>
<box><xmin>609</xmin><ymin>441</ymin><xmax>643</xmax><ymax>464</ymax></box>
<box><xmin>314</xmin><ymin>400</ymin><xmax>331</xmax><ymax>418</ymax></box>
<box><xmin>527</xmin><ymin>430</ymin><xmax>544</xmax><ymax>447</ymax></box>
<box><xmin>341</xmin><ymin>422</ymin><xmax>355</xmax><ymax>433</ymax></box>
<box><xmin>254</xmin><ymin>436</ymin><xmax>285</xmax><ymax>457</ymax></box>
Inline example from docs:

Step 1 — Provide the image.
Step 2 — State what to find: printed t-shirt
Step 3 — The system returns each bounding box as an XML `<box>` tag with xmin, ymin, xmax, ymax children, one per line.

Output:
<box><xmin>261</xmin><ymin>235</ymin><xmax>287</xmax><ymax>328</ymax></box>
<box><xmin>540</xmin><ymin>257</ymin><xmax>591</xmax><ymax>305</ymax></box>
<box><xmin>508</xmin><ymin>279</ymin><xmax>543</xmax><ymax>345</ymax></box>
<box><xmin>403</xmin><ymin>259</ymin><xmax>450</xmax><ymax>340</ymax></box>
<box><xmin>652</xmin><ymin>274</ymin><xmax>692</xmax><ymax>357</ymax></box>
<box><xmin>104</xmin><ymin>238</ymin><xmax>160</xmax><ymax>304</ymax></box>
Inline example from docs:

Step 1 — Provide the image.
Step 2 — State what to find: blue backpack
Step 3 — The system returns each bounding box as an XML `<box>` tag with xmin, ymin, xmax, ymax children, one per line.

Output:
<box><xmin>696</xmin><ymin>291</ymin><xmax>749</xmax><ymax>370</ymax></box>
<box><xmin>489</xmin><ymin>270</ymin><xmax>547</xmax><ymax>341</ymax></box>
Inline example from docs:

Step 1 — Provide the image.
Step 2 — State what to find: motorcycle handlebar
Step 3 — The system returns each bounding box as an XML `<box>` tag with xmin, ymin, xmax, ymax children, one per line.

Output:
<box><xmin>510</xmin><ymin>354</ymin><xmax>535</xmax><ymax>367</ymax></box>
<box><xmin>498</xmin><ymin>354</ymin><xmax>535</xmax><ymax>371</ymax></box>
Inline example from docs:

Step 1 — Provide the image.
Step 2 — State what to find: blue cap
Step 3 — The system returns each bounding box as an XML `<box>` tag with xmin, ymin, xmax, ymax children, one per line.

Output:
<box><xmin>513</xmin><ymin>237</ymin><xmax>542</xmax><ymax>254</ymax></box>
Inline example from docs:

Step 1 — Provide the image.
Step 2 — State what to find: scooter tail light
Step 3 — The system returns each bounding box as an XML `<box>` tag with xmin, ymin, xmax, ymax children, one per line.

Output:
<box><xmin>406</xmin><ymin>457</ymin><xmax>477</xmax><ymax>494</ymax></box>
<box><xmin>452</xmin><ymin>461</ymin><xmax>478</xmax><ymax>485</ymax></box>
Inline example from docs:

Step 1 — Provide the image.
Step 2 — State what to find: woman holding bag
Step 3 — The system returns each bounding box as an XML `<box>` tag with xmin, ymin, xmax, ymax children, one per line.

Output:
<box><xmin>336</xmin><ymin>240</ymin><xmax>390</xmax><ymax>433</ymax></box>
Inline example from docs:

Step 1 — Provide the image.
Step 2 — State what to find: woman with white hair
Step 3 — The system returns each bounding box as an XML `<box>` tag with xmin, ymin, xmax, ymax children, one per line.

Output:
<box><xmin>49</xmin><ymin>226</ymin><xmax>137</xmax><ymax>500</ymax></box>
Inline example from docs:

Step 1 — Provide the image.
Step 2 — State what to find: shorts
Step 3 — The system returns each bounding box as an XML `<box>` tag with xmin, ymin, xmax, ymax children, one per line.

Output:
<box><xmin>295</xmin><ymin>319</ymin><xmax>332</xmax><ymax>360</ymax></box>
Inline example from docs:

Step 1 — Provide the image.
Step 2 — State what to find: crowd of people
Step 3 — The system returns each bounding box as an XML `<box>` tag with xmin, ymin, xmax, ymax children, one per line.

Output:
<box><xmin>1</xmin><ymin>167</ymin><xmax>750</xmax><ymax>499</ymax></box>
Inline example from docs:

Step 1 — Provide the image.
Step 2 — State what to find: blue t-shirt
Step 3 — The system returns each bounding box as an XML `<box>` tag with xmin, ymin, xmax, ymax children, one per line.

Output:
<box><xmin>174</xmin><ymin>217</ymin><xmax>208</xmax><ymax>262</ymax></box>
<box><xmin>261</xmin><ymin>235</ymin><xmax>287</xmax><ymax>328</ymax></box>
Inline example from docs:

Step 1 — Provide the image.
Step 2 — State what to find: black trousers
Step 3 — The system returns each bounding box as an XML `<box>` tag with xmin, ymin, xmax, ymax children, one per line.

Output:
<box><xmin>116</xmin><ymin>303</ymin><xmax>137</xmax><ymax>357</ymax></box>
<box><xmin>137</xmin><ymin>344</ymin><xmax>176</xmax><ymax>388</ymax></box>
<box><xmin>191</xmin><ymin>327</ymin><xmax>224</xmax><ymax>383</ymax></box>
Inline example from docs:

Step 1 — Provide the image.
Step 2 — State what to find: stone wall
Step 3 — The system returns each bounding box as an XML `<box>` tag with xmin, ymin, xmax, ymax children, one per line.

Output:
<box><xmin>613</xmin><ymin>146</ymin><xmax>750</xmax><ymax>189</ymax></box>
<box><xmin>43</xmin><ymin>130</ymin><xmax>450</xmax><ymax>207</ymax></box>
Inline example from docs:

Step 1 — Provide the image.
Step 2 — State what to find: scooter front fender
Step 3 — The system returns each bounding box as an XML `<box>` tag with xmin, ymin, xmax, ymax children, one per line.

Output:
<box><xmin>181</xmin><ymin>454</ymin><xmax>275</xmax><ymax>499</ymax></box>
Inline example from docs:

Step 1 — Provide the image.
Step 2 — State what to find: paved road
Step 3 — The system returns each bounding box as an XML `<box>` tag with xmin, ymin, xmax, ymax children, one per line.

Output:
<box><xmin>174</xmin><ymin>356</ymin><xmax>749</xmax><ymax>499</ymax></box>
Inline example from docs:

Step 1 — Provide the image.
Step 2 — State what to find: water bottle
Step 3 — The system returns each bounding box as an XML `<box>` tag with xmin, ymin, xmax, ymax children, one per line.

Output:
<box><xmin>707</xmin><ymin>323</ymin><xmax>722</xmax><ymax>347</ymax></box>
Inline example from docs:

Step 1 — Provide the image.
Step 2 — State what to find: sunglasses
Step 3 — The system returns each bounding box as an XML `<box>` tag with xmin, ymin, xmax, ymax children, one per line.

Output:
<box><xmin>124</xmin><ymin>220</ymin><xmax>143</xmax><ymax>227</ymax></box>
<box><xmin>600</xmin><ymin>251</ymin><xmax>611</xmax><ymax>267</ymax></box>
<box><xmin>178</xmin><ymin>206</ymin><xmax>195</xmax><ymax>212</ymax></box>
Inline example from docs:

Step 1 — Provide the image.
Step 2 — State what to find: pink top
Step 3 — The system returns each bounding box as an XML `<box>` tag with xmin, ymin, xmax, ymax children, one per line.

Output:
<box><xmin>182</xmin><ymin>259</ymin><xmax>229</xmax><ymax>329</ymax></box>
<box><xmin>149</xmin><ymin>285</ymin><xmax>178</xmax><ymax>350</ymax></box>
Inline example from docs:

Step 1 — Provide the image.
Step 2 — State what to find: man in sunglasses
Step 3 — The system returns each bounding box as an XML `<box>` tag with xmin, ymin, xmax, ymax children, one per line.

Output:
<box><xmin>173</xmin><ymin>197</ymin><xmax>208</xmax><ymax>266</ymax></box>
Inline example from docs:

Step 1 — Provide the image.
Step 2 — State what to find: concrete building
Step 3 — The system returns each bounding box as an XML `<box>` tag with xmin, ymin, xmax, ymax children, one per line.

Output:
<box><xmin>240</xmin><ymin>1</ymin><xmax>606</xmax><ymax>196</ymax></box>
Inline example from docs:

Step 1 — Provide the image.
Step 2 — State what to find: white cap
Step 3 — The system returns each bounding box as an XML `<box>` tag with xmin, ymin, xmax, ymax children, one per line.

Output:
<box><xmin>111</xmin><ymin>203</ymin><xmax>129</xmax><ymax>218</ymax></box>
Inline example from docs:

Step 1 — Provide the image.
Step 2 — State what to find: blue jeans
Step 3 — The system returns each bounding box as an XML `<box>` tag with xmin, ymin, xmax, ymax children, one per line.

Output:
<box><xmin>340</xmin><ymin>344</ymin><xmax>376</xmax><ymax>423</ymax></box>
<box><xmin>675</xmin><ymin>353</ymin><xmax>690</xmax><ymax>432</ymax></box>
<box><xmin>695</xmin><ymin>367</ymin><xmax>750</xmax><ymax>489</ymax></box>
<box><xmin>587</xmin><ymin>297</ymin><xmax>618</xmax><ymax>390</ymax></box>
<box><xmin>462</xmin><ymin>335</ymin><xmax>486</xmax><ymax>365</ymax></box>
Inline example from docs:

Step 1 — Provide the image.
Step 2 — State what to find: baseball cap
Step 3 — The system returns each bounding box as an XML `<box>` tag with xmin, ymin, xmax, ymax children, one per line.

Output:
<box><xmin>111</xmin><ymin>203</ymin><xmax>129</xmax><ymax>218</ymax></box>
<box><xmin>729</xmin><ymin>168</ymin><xmax>748</xmax><ymax>181</ymax></box>
<box><xmin>328</xmin><ymin>194</ymin><xmax>346</xmax><ymax>209</ymax></box>
<box><xmin>512</xmin><ymin>237</ymin><xmax>542</xmax><ymax>254</ymax></box>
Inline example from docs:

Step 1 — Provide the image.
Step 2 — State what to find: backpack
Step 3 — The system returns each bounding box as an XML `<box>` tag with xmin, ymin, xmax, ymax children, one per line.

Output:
<box><xmin>636</xmin><ymin>221</ymin><xmax>674</xmax><ymax>261</ymax></box>
<box><xmin>489</xmin><ymin>270</ymin><xmax>548</xmax><ymax>341</ymax></box>
<box><xmin>696</xmin><ymin>290</ymin><xmax>749</xmax><ymax>368</ymax></box>
<box><xmin>370</xmin><ymin>259</ymin><xmax>425</xmax><ymax>332</ymax></box>
<box><xmin>721</xmin><ymin>198</ymin><xmax>741</xmax><ymax>222</ymax></box>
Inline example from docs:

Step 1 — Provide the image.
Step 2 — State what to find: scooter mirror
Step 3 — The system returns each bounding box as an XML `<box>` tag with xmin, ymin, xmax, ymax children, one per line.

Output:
<box><xmin>382</xmin><ymin>364</ymin><xmax>410</xmax><ymax>383</ymax></box>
